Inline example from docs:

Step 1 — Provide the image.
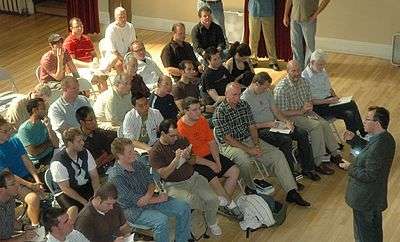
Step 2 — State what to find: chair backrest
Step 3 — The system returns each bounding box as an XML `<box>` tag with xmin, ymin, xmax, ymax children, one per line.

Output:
<box><xmin>98</xmin><ymin>38</ymin><xmax>108</xmax><ymax>58</ymax></box>
<box><xmin>0</xmin><ymin>68</ymin><xmax>18</xmax><ymax>92</ymax></box>
<box><xmin>35</xmin><ymin>66</ymin><xmax>41</xmax><ymax>82</ymax></box>
<box><xmin>44</xmin><ymin>169</ymin><xmax>58</xmax><ymax>195</ymax></box>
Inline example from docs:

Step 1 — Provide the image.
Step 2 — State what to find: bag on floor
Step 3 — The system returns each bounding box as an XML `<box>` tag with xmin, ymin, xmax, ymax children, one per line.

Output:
<box><xmin>236</xmin><ymin>194</ymin><xmax>276</xmax><ymax>231</ymax></box>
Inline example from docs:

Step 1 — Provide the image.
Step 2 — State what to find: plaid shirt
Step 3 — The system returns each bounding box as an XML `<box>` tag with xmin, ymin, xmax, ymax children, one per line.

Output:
<box><xmin>213</xmin><ymin>100</ymin><xmax>255</xmax><ymax>143</ymax></box>
<box><xmin>274</xmin><ymin>76</ymin><xmax>312</xmax><ymax>111</ymax></box>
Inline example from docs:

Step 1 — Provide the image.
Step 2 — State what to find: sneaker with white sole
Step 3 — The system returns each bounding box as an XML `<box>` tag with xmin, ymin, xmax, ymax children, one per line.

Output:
<box><xmin>208</xmin><ymin>224</ymin><xmax>222</xmax><ymax>236</ymax></box>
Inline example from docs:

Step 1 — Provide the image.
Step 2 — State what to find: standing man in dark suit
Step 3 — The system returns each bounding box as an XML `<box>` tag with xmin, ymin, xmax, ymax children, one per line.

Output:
<box><xmin>341</xmin><ymin>106</ymin><xmax>396</xmax><ymax>242</ymax></box>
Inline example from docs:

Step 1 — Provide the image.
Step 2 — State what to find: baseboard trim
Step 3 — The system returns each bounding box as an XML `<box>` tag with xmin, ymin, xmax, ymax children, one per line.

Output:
<box><xmin>99</xmin><ymin>12</ymin><xmax>392</xmax><ymax>60</ymax></box>
<box><xmin>316</xmin><ymin>37</ymin><xmax>391</xmax><ymax>60</ymax></box>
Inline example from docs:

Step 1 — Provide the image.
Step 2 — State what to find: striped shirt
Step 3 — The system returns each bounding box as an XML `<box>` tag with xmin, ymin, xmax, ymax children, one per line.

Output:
<box><xmin>107</xmin><ymin>159</ymin><xmax>153</xmax><ymax>223</ymax></box>
<box><xmin>302</xmin><ymin>65</ymin><xmax>332</xmax><ymax>99</ymax></box>
<box><xmin>274</xmin><ymin>76</ymin><xmax>312</xmax><ymax>111</ymax></box>
<box><xmin>213</xmin><ymin>100</ymin><xmax>255</xmax><ymax>143</ymax></box>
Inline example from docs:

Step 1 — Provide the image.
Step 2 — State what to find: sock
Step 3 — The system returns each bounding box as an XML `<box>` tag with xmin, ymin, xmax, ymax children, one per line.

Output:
<box><xmin>218</xmin><ymin>196</ymin><xmax>228</xmax><ymax>207</ymax></box>
<box><xmin>227</xmin><ymin>200</ymin><xmax>237</xmax><ymax>209</ymax></box>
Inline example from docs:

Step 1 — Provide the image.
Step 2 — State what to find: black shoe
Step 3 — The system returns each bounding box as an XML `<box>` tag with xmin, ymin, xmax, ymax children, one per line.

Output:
<box><xmin>330</xmin><ymin>154</ymin><xmax>343</xmax><ymax>165</ymax></box>
<box><xmin>269</xmin><ymin>63</ymin><xmax>280</xmax><ymax>71</ymax></box>
<box><xmin>315</xmin><ymin>163</ymin><xmax>335</xmax><ymax>175</ymax></box>
<box><xmin>286</xmin><ymin>190</ymin><xmax>310</xmax><ymax>207</ymax></box>
<box><xmin>302</xmin><ymin>171</ymin><xmax>321</xmax><ymax>181</ymax></box>
<box><xmin>245</xmin><ymin>186</ymin><xmax>257</xmax><ymax>195</ymax></box>
<box><xmin>296</xmin><ymin>182</ymin><xmax>305</xmax><ymax>191</ymax></box>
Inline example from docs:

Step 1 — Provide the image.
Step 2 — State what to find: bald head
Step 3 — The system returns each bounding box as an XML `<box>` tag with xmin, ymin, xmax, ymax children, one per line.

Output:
<box><xmin>287</xmin><ymin>60</ymin><xmax>301</xmax><ymax>81</ymax></box>
<box><xmin>114</xmin><ymin>7</ymin><xmax>127</xmax><ymax>26</ymax></box>
<box><xmin>225</xmin><ymin>82</ymin><xmax>241</xmax><ymax>106</ymax></box>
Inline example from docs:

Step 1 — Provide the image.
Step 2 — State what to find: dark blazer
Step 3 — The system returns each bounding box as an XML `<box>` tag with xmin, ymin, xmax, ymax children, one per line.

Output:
<box><xmin>345</xmin><ymin>131</ymin><xmax>396</xmax><ymax>211</ymax></box>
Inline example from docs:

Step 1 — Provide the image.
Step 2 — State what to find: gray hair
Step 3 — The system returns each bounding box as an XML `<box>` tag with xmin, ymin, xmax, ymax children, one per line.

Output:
<box><xmin>310</xmin><ymin>49</ymin><xmax>327</xmax><ymax>62</ymax></box>
<box><xmin>33</xmin><ymin>83</ymin><xmax>52</xmax><ymax>97</ymax></box>
<box><xmin>114</xmin><ymin>6</ymin><xmax>126</xmax><ymax>16</ymax></box>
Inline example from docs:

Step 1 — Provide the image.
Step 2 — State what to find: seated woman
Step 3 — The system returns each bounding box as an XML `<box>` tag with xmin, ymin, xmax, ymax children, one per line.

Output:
<box><xmin>149</xmin><ymin>75</ymin><xmax>179</xmax><ymax>121</ymax></box>
<box><xmin>225</xmin><ymin>42</ymin><xmax>255</xmax><ymax>88</ymax></box>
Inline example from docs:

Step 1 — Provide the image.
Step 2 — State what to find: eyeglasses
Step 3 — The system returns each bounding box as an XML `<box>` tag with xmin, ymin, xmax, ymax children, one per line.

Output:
<box><xmin>364</xmin><ymin>118</ymin><xmax>376</xmax><ymax>122</ymax></box>
<box><xmin>0</xmin><ymin>127</ymin><xmax>13</xmax><ymax>134</ymax></box>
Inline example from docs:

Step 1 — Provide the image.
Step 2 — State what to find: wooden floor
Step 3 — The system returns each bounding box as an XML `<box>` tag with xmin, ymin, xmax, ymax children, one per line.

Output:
<box><xmin>1</xmin><ymin>14</ymin><xmax>400</xmax><ymax>242</ymax></box>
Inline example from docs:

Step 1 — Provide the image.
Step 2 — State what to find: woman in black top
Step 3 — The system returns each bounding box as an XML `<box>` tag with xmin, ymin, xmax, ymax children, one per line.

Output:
<box><xmin>225</xmin><ymin>42</ymin><xmax>255</xmax><ymax>87</ymax></box>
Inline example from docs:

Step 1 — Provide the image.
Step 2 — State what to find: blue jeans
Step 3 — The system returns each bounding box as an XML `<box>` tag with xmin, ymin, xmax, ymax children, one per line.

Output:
<box><xmin>290</xmin><ymin>20</ymin><xmax>316</xmax><ymax>70</ymax></box>
<box><xmin>353</xmin><ymin>209</ymin><xmax>383</xmax><ymax>242</ymax></box>
<box><xmin>197</xmin><ymin>0</ymin><xmax>226</xmax><ymax>39</ymax></box>
<box><xmin>134</xmin><ymin>198</ymin><xmax>191</xmax><ymax>242</ymax></box>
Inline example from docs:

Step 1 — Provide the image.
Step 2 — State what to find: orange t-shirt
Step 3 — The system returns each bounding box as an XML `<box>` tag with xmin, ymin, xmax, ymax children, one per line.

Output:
<box><xmin>177</xmin><ymin>116</ymin><xmax>213</xmax><ymax>157</ymax></box>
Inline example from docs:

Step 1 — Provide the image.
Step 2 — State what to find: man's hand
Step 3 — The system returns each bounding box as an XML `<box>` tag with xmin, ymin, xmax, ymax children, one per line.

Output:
<box><xmin>247</xmin><ymin>146</ymin><xmax>262</xmax><ymax>158</ymax></box>
<box><xmin>137</xmin><ymin>194</ymin><xmax>151</xmax><ymax>207</ymax></box>
<box><xmin>29</xmin><ymin>182</ymin><xmax>45</xmax><ymax>193</ymax></box>
<box><xmin>56</xmin><ymin>47</ymin><xmax>64</xmax><ymax>61</ymax></box>
<box><xmin>209</xmin><ymin>162</ymin><xmax>221</xmax><ymax>173</ymax></box>
<box><xmin>309</xmin><ymin>12</ymin><xmax>318</xmax><ymax>22</ymax></box>
<box><xmin>285</xmin><ymin>120</ymin><xmax>295</xmax><ymax>131</ymax></box>
<box><xmin>158</xmin><ymin>193</ymin><xmax>168</xmax><ymax>203</ymax></box>
<box><xmin>343</xmin><ymin>130</ymin><xmax>355</xmax><ymax>141</ymax></box>
<box><xmin>302</xmin><ymin>102</ymin><xmax>313</xmax><ymax>113</ymax></box>
<box><xmin>182</xmin><ymin>144</ymin><xmax>192</xmax><ymax>159</ymax></box>
<box><xmin>326</xmin><ymin>96</ymin><xmax>339</xmax><ymax>104</ymax></box>
<box><xmin>283</xmin><ymin>15</ymin><xmax>290</xmax><ymax>27</ymax></box>
<box><xmin>113</xmin><ymin>236</ymin><xmax>125</xmax><ymax>242</ymax></box>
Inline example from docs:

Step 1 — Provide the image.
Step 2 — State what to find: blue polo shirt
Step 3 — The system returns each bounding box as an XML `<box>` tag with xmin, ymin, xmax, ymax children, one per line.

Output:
<box><xmin>248</xmin><ymin>0</ymin><xmax>275</xmax><ymax>17</ymax></box>
<box><xmin>0</xmin><ymin>135</ymin><xmax>30</xmax><ymax>178</ymax></box>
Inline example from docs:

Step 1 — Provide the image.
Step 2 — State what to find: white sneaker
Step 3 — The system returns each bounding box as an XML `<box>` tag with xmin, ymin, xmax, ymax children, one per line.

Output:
<box><xmin>209</xmin><ymin>223</ymin><xmax>222</xmax><ymax>236</ymax></box>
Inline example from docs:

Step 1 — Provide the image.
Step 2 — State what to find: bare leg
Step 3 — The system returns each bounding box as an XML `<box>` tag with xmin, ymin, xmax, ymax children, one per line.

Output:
<box><xmin>24</xmin><ymin>192</ymin><xmax>40</xmax><ymax>225</ymax></box>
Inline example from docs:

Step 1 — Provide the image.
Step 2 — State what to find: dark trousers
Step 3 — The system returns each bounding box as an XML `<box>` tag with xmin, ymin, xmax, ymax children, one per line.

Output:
<box><xmin>353</xmin><ymin>209</ymin><xmax>383</xmax><ymax>242</ymax></box>
<box><xmin>258</xmin><ymin>126</ymin><xmax>315</xmax><ymax>172</ymax></box>
<box><xmin>314</xmin><ymin>100</ymin><xmax>365</xmax><ymax>135</ymax></box>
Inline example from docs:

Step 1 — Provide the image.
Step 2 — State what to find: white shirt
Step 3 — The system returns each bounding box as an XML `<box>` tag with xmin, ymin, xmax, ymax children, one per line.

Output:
<box><xmin>301</xmin><ymin>65</ymin><xmax>332</xmax><ymax>99</ymax></box>
<box><xmin>105</xmin><ymin>22</ymin><xmax>136</xmax><ymax>56</ymax></box>
<box><xmin>46</xmin><ymin>229</ymin><xmax>90</xmax><ymax>242</ymax></box>
<box><xmin>48</xmin><ymin>95</ymin><xmax>91</xmax><ymax>146</ymax></box>
<box><xmin>50</xmin><ymin>149</ymin><xmax>96</xmax><ymax>189</ymax></box>
<box><xmin>137</xmin><ymin>56</ymin><xmax>163</xmax><ymax>88</ymax></box>
<box><xmin>122</xmin><ymin>108</ymin><xmax>163</xmax><ymax>146</ymax></box>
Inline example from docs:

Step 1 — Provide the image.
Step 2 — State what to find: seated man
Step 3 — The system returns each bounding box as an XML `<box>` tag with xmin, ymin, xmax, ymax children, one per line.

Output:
<box><xmin>214</xmin><ymin>82</ymin><xmax>310</xmax><ymax>206</ymax></box>
<box><xmin>191</xmin><ymin>6</ymin><xmax>226</xmax><ymax>60</ymax></box>
<box><xmin>172</xmin><ymin>60</ymin><xmax>201</xmax><ymax>111</ymax></box>
<box><xmin>201</xmin><ymin>47</ymin><xmax>233</xmax><ymax>105</ymax></box>
<box><xmin>149</xmin><ymin>75</ymin><xmax>179</xmax><ymax>120</ymax></box>
<box><xmin>0</xmin><ymin>170</ymin><xmax>37</xmax><ymax>242</ymax></box>
<box><xmin>63</xmin><ymin>17</ymin><xmax>98</xmax><ymax>67</ymax></box>
<box><xmin>124</xmin><ymin>53</ymin><xmax>151</xmax><ymax>98</ymax></box>
<box><xmin>177</xmin><ymin>97</ymin><xmax>243</xmax><ymax>220</ymax></box>
<box><xmin>103</xmin><ymin>6</ymin><xmax>136</xmax><ymax>72</ymax></box>
<box><xmin>161</xmin><ymin>23</ymin><xmax>201</xmax><ymax>80</ymax></box>
<box><xmin>6</xmin><ymin>83</ymin><xmax>51</xmax><ymax>129</ymax></box>
<box><xmin>48</xmin><ymin>76</ymin><xmax>91</xmax><ymax>146</ymax></box>
<box><xmin>130</xmin><ymin>40</ymin><xmax>163</xmax><ymax>88</ymax></box>
<box><xmin>63</xmin><ymin>17</ymin><xmax>107</xmax><ymax>92</ymax></box>
<box><xmin>75</xmin><ymin>182</ymin><xmax>132</xmax><ymax>242</ymax></box>
<box><xmin>150</xmin><ymin>119</ymin><xmax>222</xmax><ymax>236</ymax></box>
<box><xmin>39</xmin><ymin>33</ymin><xmax>80</xmax><ymax>84</ymax></box>
<box><xmin>94</xmin><ymin>73</ymin><xmax>132</xmax><ymax>131</ymax></box>
<box><xmin>108</xmin><ymin>138</ymin><xmax>191</xmax><ymax>242</ymax></box>
<box><xmin>241</xmin><ymin>72</ymin><xmax>320</xmax><ymax>181</ymax></box>
<box><xmin>123</xmin><ymin>93</ymin><xmax>163</xmax><ymax>152</ymax></box>
<box><xmin>0</xmin><ymin>116</ymin><xmax>42</xmax><ymax>227</ymax></box>
<box><xmin>49</xmin><ymin>128</ymin><xmax>100</xmax><ymax>220</ymax></box>
<box><xmin>18</xmin><ymin>98</ymin><xmax>59</xmax><ymax>167</ymax></box>
<box><xmin>76</xmin><ymin>106</ymin><xmax>117</xmax><ymax>176</ymax></box>
<box><xmin>41</xmin><ymin>207</ymin><xmax>89</xmax><ymax>242</ymax></box>
<box><xmin>302</xmin><ymin>49</ymin><xmax>366</xmax><ymax>136</ymax></box>
<box><xmin>274</xmin><ymin>60</ymin><xmax>343</xmax><ymax>174</ymax></box>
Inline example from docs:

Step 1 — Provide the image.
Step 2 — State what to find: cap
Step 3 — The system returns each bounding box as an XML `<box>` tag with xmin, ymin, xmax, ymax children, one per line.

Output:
<box><xmin>48</xmin><ymin>33</ymin><xmax>63</xmax><ymax>43</ymax></box>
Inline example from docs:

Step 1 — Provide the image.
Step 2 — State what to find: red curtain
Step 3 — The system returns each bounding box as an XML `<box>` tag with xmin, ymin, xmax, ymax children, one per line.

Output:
<box><xmin>66</xmin><ymin>0</ymin><xmax>100</xmax><ymax>34</ymax></box>
<box><xmin>243</xmin><ymin>0</ymin><xmax>292</xmax><ymax>61</ymax></box>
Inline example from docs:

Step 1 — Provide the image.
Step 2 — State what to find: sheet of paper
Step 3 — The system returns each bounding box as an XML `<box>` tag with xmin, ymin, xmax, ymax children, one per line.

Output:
<box><xmin>269</xmin><ymin>121</ymin><xmax>291</xmax><ymax>134</ymax></box>
<box><xmin>329</xmin><ymin>96</ymin><xmax>353</xmax><ymax>107</ymax></box>
<box><xmin>124</xmin><ymin>233</ymin><xmax>135</xmax><ymax>242</ymax></box>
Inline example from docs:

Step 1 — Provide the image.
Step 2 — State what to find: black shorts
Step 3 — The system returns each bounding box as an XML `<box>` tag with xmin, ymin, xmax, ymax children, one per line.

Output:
<box><xmin>194</xmin><ymin>154</ymin><xmax>235</xmax><ymax>182</ymax></box>
<box><xmin>55</xmin><ymin>183</ymin><xmax>93</xmax><ymax>211</ymax></box>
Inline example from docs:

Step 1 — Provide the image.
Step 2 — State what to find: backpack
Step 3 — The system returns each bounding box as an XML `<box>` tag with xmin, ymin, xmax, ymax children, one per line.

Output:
<box><xmin>236</xmin><ymin>194</ymin><xmax>276</xmax><ymax>231</ymax></box>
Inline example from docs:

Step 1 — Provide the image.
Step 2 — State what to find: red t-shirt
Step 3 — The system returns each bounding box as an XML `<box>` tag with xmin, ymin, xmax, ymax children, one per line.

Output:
<box><xmin>177</xmin><ymin>115</ymin><xmax>213</xmax><ymax>157</ymax></box>
<box><xmin>63</xmin><ymin>33</ymin><xmax>95</xmax><ymax>62</ymax></box>
<box><xmin>39</xmin><ymin>50</ymin><xmax>72</xmax><ymax>83</ymax></box>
